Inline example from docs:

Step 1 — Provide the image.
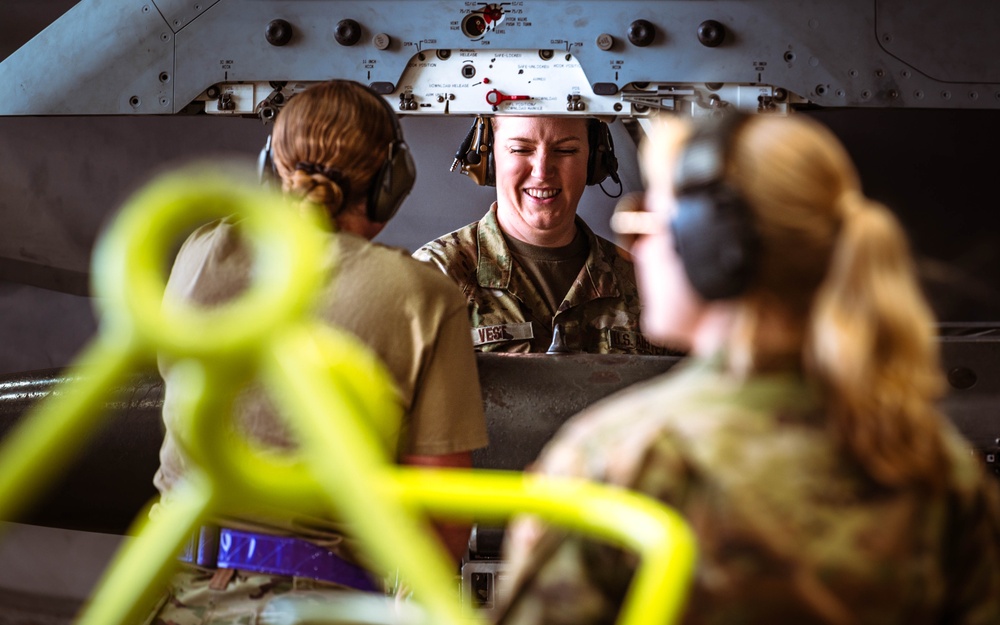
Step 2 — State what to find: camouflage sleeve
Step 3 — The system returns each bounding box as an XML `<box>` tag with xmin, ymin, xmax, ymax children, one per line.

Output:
<box><xmin>412</xmin><ymin>241</ymin><xmax>449</xmax><ymax>274</ymax></box>
<box><xmin>940</xmin><ymin>474</ymin><xmax>1000</xmax><ymax>624</ymax></box>
<box><xmin>495</xmin><ymin>529</ymin><xmax>632</xmax><ymax>625</ymax></box>
<box><xmin>496</xmin><ymin>433</ymin><xmax>693</xmax><ymax>625</ymax></box>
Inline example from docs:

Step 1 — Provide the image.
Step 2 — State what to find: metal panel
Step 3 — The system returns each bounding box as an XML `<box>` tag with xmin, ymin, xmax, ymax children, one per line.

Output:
<box><xmin>0</xmin><ymin>0</ymin><xmax>175</xmax><ymax>115</ymax></box>
<box><xmin>472</xmin><ymin>353</ymin><xmax>677</xmax><ymax>471</ymax></box>
<box><xmin>2</xmin><ymin>1</ymin><xmax>1000</xmax><ymax>115</ymax></box>
<box><xmin>153</xmin><ymin>0</ymin><xmax>220</xmax><ymax>33</ymax></box>
<box><xmin>165</xmin><ymin>0</ymin><xmax>948</xmax><ymax>113</ymax></box>
<box><xmin>875</xmin><ymin>0</ymin><xmax>1000</xmax><ymax>84</ymax></box>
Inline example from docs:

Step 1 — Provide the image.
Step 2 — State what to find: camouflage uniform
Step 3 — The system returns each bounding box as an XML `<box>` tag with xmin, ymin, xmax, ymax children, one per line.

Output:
<box><xmin>413</xmin><ymin>204</ymin><xmax>671</xmax><ymax>354</ymax></box>
<box><xmin>497</xmin><ymin>357</ymin><xmax>1000</xmax><ymax>625</ymax></box>
<box><xmin>142</xmin><ymin>566</ymin><xmax>351</xmax><ymax>625</ymax></box>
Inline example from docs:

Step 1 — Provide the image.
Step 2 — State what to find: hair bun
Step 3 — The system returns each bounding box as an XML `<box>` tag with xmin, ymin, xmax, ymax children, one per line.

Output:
<box><xmin>289</xmin><ymin>163</ymin><xmax>350</xmax><ymax>213</ymax></box>
<box><xmin>293</xmin><ymin>162</ymin><xmax>353</xmax><ymax>197</ymax></box>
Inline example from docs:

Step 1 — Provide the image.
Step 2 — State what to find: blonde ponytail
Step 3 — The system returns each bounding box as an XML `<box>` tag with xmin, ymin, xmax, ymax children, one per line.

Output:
<box><xmin>806</xmin><ymin>194</ymin><xmax>949</xmax><ymax>489</ymax></box>
<box><xmin>705</xmin><ymin>114</ymin><xmax>953</xmax><ymax>490</ymax></box>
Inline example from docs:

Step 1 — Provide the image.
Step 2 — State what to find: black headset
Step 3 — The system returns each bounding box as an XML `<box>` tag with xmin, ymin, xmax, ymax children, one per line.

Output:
<box><xmin>454</xmin><ymin>116</ymin><xmax>620</xmax><ymax>190</ymax></box>
<box><xmin>671</xmin><ymin>111</ymin><xmax>759</xmax><ymax>301</ymax></box>
<box><xmin>257</xmin><ymin>82</ymin><xmax>416</xmax><ymax>224</ymax></box>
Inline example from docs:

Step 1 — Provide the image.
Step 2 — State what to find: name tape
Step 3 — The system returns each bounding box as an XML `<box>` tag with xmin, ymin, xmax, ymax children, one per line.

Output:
<box><xmin>472</xmin><ymin>322</ymin><xmax>534</xmax><ymax>346</ymax></box>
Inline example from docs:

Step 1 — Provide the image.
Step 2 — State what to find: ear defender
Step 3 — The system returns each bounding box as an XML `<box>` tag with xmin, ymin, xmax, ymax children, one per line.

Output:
<box><xmin>670</xmin><ymin>112</ymin><xmax>760</xmax><ymax>301</ymax></box>
<box><xmin>256</xmin><ymin>83</ymin><xmax>416</xmax><ymax>223</ymax></box>
<box><xmin>452</xmin><ymin>117</ymin><xmax>619</xmax><ymax>188</ymax></box>
<box><xmin>365</xmin><ymin>89</ymin><xmax>416</xmax><ymax>223</ymax></box>
<box><xmin>587</xmin><ymin>119</ymin><xmax>620</xmax><ymax>186</ymax></box>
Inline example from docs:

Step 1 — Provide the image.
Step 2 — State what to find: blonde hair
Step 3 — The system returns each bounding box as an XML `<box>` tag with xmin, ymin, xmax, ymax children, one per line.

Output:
<box><xmin>271</xmin><ymin>80</ymin><xmax>396</xmax><ymax>218</ymax></box>
<box><xmin>644</xmin><ymin>114</ymin><xmax>949</xmax><ymax>490</ymax></box>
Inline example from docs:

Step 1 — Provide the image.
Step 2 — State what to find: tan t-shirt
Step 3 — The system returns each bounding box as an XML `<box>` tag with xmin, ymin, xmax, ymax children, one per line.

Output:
<box><xmin>153</xmin><ymin>220</ymin><xmax>488</xmax><ymax>550</ymax></box>
<box><xmin>503</xmin><ymin>229</ymin><xmax>589</xmax><ymax>323</ymax></box>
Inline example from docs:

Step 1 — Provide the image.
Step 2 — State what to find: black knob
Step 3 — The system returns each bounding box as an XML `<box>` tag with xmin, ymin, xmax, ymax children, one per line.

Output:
<box><xmin>265</xmin><ymin>19</ymin><xmax>293</xmax><ymax>46</ymax></box>
<box><xmin>627</xmin><ymin>19</ymin><xmax>656</xmax><ymax>47</ymax></box>
<box><xmin>948</xmin><ymin>366</ymin><xmax>978</xmax><ymax>390</ymax></box>
<box><xmin>335</xmin><ymin>19</ymin><xmax>362</xmax><ymax>46</ymax></box>
<box><xmin>697</xmin><ymin>20</ymin><xmax>726</xmax><ymax>47</ymax></box>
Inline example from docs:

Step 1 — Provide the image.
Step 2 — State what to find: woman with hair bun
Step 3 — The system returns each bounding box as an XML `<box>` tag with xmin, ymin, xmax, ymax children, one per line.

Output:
<box><xmin>148</xmin><ymin>80</ymin><xmax>488</xmax><ymax>623</ymax></box>
<box><xmin>496</xmin><ymin>112</ymin><xmax>1000</xmax><ymax>625</ymax></box>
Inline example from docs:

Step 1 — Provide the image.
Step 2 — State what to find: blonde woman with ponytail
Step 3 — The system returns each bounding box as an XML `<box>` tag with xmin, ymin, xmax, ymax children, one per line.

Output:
<box><xmin>149</xmin><ymin>80</ymin><xmax>487</xmax><ymax>624</ymax></box>
<box><xmin>496</xmin><ymin>112</ymin><xmax>1000</xmax><ymax>625</ymax></box>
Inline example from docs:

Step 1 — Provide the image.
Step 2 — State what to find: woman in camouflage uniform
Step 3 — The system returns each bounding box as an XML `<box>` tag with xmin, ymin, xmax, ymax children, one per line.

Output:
<box><xmin>495</xmin><ymin>112</ymin><xmax>1000</xmax><ymax>625</ymax></box>
<box><xmin>414</xmin><ymin>116</ymin><xmax>672</xmax><ymax>355</ymax></box>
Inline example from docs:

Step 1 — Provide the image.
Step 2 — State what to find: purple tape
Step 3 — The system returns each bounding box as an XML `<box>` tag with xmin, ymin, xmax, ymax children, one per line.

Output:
<box><xmin>216</xmin><ymin>527</ymin><xmax>379</xmax><ymax>592</ymax></box>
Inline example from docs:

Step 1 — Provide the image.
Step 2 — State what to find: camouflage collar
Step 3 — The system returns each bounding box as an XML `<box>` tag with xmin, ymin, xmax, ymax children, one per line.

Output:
<box><xmin>475</xmin><ymin>203</ymin><xmax>621</xmax><ymax>302</ymax></box>
<box><xmin>475</xmin><ymin>203</ymin><xmax>511</xmax><ymax>288</ymax></box>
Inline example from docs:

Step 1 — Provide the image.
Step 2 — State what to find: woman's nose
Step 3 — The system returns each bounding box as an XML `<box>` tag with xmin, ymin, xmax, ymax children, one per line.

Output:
<box><xmin>530</xmin><ymin>150</ymin><xmax>553</xmax><ymax>179</ymax></box>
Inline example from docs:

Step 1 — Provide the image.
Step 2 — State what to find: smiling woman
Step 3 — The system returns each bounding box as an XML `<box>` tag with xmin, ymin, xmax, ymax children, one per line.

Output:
<box><xmin>491</xmin><ymin>116</ymin><xmax>590</xmax><ymax>247</ymax></box>
<box><xmin>413</xmin><ymin>115</ymin><xmax>675</xmax><ymax>356</ymax></box>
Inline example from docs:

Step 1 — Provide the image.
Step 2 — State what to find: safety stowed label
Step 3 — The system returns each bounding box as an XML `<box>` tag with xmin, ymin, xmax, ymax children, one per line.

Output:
<box><xmin>472</xmin><ymin>322</ymin><xmax>534</xmax><ymax>346</ymax></box>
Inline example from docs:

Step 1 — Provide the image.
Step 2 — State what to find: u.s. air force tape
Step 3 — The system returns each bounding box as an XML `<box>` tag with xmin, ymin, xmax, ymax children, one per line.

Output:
<box><xmin>472</xmin><ymin>322</ymin><xmax>534</xmax><ymax>346</ymax></box>
<box><xmin>607</xmin><ymin>328</ymin><xmax>665</xmax><ymax>354</ymax></box>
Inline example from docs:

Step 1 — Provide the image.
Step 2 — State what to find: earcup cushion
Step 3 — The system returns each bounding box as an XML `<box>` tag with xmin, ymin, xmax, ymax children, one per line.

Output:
<box><xmin>587</xmin><ymin>121</ymin><xmax>619</xmax><ymax>186</ymax></box>
<box><xmin>671</xmin><ymin>187</ymin><xmax>759</xmax><ymax>300</ymax></box>
<box><xmin>367</xmin><ymin>140</ymin><xmax>416</xmax><ymax>223</ymax></box>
